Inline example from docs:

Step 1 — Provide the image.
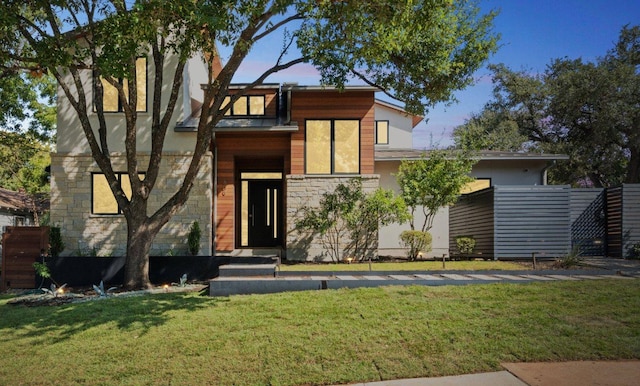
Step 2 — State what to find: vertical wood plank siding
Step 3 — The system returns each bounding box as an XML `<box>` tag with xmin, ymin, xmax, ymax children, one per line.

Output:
<box><xmin>606</xmin><ymin>187</ymin><xmax>623</xmax><ymax>258</ymax></box>
<box><xmin>621</xmin><ymin>184</ymin><xmax>640</xmax><ymax>258</ymax></box>
<box><xmin>215</xmin><ymin>132</ymin><xmax>291</xmax><ymax>251</ymax></box>
<box><xmin>570</xmin><ymin>188</ymin><xmax>606</xmax><ymax>256</ymax></box>
<box><xmin>289</xmin><ymin>90</ymin><xmax>375</xmax><ymax>175</ymax></box>
<box><xmin>449</xmin><ymin>189</ymin><xmax>494</xmax><ymax>258</ymax></box>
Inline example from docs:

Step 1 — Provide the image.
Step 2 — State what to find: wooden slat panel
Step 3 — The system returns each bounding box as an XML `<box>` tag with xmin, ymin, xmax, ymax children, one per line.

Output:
<box><xmin>1</xmin><ymin>226</ymin><xmax>49</xmax><ymax>290</ymax></box>
<box><xmin>290</xmin><ymin>90</ymin><xmax>375</xmax><ymax>174</ymax></box>
<box><xmin>214</xmin><ymin>133</ymin><xmax>290</xmax><ymax>251</ymax></box>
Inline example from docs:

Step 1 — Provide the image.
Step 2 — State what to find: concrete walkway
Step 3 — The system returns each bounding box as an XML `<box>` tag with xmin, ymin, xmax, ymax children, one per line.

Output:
<box><xmin>210</xmin><ymin>266</ymin><xmax>639</xmax><ymax>296</ymax></box>
<box><xmin>341</xmin><ymin>360</ymin><xmax>640</xmax><ymax>386</ymax></box>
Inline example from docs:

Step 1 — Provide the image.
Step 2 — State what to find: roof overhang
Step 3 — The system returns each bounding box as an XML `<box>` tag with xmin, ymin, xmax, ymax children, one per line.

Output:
<box><xmin>375</xmin><ymin>149</ymin><xmax>570</xmax><ymax>162</ymax></box>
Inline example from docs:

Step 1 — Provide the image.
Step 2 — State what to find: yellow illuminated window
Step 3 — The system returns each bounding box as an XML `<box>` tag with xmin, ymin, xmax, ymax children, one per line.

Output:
<box><xmin>305</xmin><ymin>120</ymin><xmax>332</xmax><ymax>174</ymax></box>
<box><xmin>334</xmin><ymin>120</ymin><xmax>359</xmax><ymax>173</ymax></box>
<box><xmin>222</xmin><ymin>95</ymin><xmax>265</xmax><ymax>116</ymax></box>
<box><xmin>376</xmin><ymin>120</ymin><xmax>389</xmax><ymax>145</ymax></box>
<box><xmin>92</xmin><ymin>172</ymin><xmax>145</xmax><ymax>215</ymax></box>
<box><xmin>99</xmin><ymin>57</ymin><xmax>147</xmax><ymax>112</ymax></box>
<box><xmin>461</xmin><ymin>178</ymin><xmax>491</xmax><ymax>194</ymax></box>
<box><xmin>305</xmin><ymin>119</ymin><xmax>360</xmax><ymax>174</ymax></box>
<box><xmin>233</xmin><ymin>96</ymin><xmax>248</xmax><ymax>115</ymax></box>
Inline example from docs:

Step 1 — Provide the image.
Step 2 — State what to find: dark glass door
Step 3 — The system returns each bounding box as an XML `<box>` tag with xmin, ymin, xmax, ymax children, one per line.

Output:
<box><xmin>248</xmin><ymin>180</ymin><xmax>281</xmax><ymax>247</ymax></box>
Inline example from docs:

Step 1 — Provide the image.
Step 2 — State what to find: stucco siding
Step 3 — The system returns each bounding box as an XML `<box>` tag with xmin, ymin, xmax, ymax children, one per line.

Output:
<box><xmin>374</xmin><ymin>104</ymin><xmax>413</xmax><ymax>150</ymax></box>
<box><xmin>56</xmin><ymin>54</ymin><xmax>203</xmax><ymax>155</ymax></box>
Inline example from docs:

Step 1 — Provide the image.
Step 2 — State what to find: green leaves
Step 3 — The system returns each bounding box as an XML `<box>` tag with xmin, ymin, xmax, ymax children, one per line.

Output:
<box><xmin>396</xmin><ymin>150</ymin><xmax>474</xmax><ymax>232</ymax></box>
<box><xmin>454</xmin><ymin>25</ymin><xmax>640</xmax><ymax>187</ymax></box>
<box><xmin>297</xmin><ymin>0</ymin><xmax>499</xmax><ymax>115</ymax></box>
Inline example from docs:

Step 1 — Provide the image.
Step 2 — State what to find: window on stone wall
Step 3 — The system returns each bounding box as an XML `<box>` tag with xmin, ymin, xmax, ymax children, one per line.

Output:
<box><xmin>92</xmin><ymin>172</ymin><xmax>145</xmax><ymax>215</ymax></box>
<box><xmin>375</xmin><ymin>120</ymin><xmax>389</xmax><ymax>145</ymax></box>
<box><xmin>99</xmin><ymin>57</ymin><xmax>147</xmax><ymax>112</ymax></box>
<box><xmin>222</xmin><ymin>95</ymin><xmax>265</xmax><ymax>116</ymax></box>
<box><xmin>305</xmin><ymin>119</ymin><xmax>360</xmax><ymax>174</ymax></box>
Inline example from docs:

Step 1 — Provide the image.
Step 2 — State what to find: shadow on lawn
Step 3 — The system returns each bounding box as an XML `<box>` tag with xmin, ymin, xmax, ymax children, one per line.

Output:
<box><xmin>0</xmin><ymin>290</ymin><xmax>227</xmax><ymax>344</ymax></box>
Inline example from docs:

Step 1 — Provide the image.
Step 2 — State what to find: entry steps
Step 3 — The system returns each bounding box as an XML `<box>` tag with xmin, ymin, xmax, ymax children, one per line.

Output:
<box><xmin>210</xmin><ymin>267</ymin><xmax>639</xmax><ymax>296</ymax></box>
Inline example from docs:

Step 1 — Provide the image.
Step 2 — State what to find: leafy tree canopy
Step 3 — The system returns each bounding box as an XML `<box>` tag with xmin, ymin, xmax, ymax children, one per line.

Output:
<box><xmin>452</xmin><ymin>25</ymin><xmax>640</xmax><ymax>187</ymax></box>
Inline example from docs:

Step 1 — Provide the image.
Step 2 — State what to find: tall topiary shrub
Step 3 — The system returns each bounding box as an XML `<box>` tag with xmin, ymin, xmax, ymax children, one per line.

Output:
<box><xmin>49</xmin><ymin>226</ymin><xmax>65</xmax><ymax>258</ymax></box>
<box><xmin>187</xmin><ymin>221</ymin><xmax>201</xmax><ymax>256</ymax></box>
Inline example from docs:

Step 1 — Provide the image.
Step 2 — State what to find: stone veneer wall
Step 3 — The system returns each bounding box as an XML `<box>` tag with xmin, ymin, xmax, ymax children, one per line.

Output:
<box><xmin>50</xmin><ymin>152</ymin><xmax>213</xmax><ymax>257</ymax></box>
<box><xmin>286</xmin><ymin>175</ymin><xmax>380</xmax><ymax>261</ymax></box>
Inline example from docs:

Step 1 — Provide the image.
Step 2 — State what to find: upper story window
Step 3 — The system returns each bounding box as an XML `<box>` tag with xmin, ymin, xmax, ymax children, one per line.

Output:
<box><xmin>222</xmin><ymin>95</ymin><xmax>265</xmax><ymax>116</ymax></box>
<box><xmin>92</xmin><ymin>172</ymin><xmax>145</xmax><ymax>215</ymax></box>
<box><xmin>99</xmin><ymin>57</ymin><xmax>147</xmax><ymax>113</ymax></box>
<box><xmin>375</xmin><ymin>120</ymin><xmax>389</xmax><ymax>145</ymax></box>
<box><xmin>305</xmin><ymin>119</ymin><xmax>360</xmax><ymax>174</ymax></box>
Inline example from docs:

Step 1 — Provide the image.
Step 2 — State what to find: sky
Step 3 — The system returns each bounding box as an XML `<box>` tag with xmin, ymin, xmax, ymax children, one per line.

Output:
<box><xmin>225</xmin><ymin>0</ymin><xmax>640</xmax><ymax>149</ymax></box>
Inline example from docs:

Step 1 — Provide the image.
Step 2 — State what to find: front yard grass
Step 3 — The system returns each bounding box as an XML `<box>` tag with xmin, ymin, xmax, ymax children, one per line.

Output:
<box><xmin>280</xmin><ymin>259</ymin><xmax>528</xmax><ymax>271</ymax></box>
<box><xmin>1</xmin><ymin>279</ymin><xmax>639</xmax><ymax>385</ymax></box>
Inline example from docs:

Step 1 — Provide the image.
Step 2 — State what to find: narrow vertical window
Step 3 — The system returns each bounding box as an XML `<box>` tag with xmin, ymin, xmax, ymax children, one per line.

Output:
<box><xmin>375</xmin><ymin>120</ymin><xmax>389</xmax><ymax>145</ymax></box>
<box><xmin>305</xmin><ymin>120</ymin><xmax>332</xmax><ymax>174</ymax></box>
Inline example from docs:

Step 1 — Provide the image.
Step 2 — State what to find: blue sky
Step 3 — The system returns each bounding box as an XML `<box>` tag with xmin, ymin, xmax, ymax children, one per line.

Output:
<box><xmin>227</xmin><ymin>1</ymin><xmax>640</xmax><ymax>149</ymax></box>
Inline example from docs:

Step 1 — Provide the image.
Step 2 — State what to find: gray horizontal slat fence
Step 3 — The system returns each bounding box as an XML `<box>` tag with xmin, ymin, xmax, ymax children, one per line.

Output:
<box><xmin>622</xmin><ymin>184</ymin><xmax>640</xmax><ymax>258</ymax></box>
<box><xmin>449</xmin><ymin>188</ymin><xmax>494</xmax><ymax>258</ymax></box>
<box><xmin>493</xmin><ymin>185</ymin><xmax>571</xmax><ymax>259</ymax></box>
<box><xmin>570</xmin><ymin>188</ymin><xmax>606</xmax><ymax>256</ymax></box>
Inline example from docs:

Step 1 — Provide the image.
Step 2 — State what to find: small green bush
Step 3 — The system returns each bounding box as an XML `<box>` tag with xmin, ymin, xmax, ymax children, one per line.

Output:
<box><xmin>188</xmin><ymin>221</ymin><xmax>201</xmax><ymax>256</ymax></box>
<box><xmin>456</xmin><ymin>236</ymin><xmax>476</xmax><ymax>256</ymax></box>
<box><xmin>49</xmin><ymin>227</ymin><xmax>65</xmax><ymax>258</ymax></box>
<box><xmin>629</xmin><ymin>242</ymin><xmax>640</xmax><ymax>260</ymax></box>
<box><xmin>400</xmin><ymin>230</ymin><xmax>432</xmax><ymax>261</ymax></box>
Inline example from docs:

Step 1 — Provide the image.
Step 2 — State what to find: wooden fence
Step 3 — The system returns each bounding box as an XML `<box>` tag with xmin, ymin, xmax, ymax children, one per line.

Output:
<box><xmin>1</xmin><ymin>226</ymin><xmax>49</xmax><ymax>291</ymax></box>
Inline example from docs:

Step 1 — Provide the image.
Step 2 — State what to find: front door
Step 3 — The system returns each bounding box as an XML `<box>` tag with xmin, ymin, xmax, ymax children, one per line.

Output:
<box><xmin>247</xmin><ymin>180</ymin><xmax>281</xmax><ymax>247</ymax></box>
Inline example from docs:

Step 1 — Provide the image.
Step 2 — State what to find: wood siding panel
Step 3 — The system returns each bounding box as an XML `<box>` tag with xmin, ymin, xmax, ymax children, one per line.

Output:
<box><xmin>1</xmin><ymin>227</ymin><xmax>49</xmax><ymax>290</ymax></box>
<box><xmin>449</xmin><ymin>189</ymin><xmax>494</xmax><ymax>258</ymax></box>
<box><xmin>214</xmin><ymin>133</ymin><xmax>291</xmax><ymax>251</ymax></box>
<box><xmin>290</xmin><ymin>91</ymin><xmax>375</xmax><ymax>174</ymax></box>
<box><xmin>606</xmin><ymin>187</ymin><xmax>623</xmax><ymax>258</ymax></box>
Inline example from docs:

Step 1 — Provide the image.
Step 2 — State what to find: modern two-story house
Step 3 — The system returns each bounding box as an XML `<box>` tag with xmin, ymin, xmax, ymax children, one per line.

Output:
<box><xmin>50</xmin><ymin>50</ymin><xmax>566</xmax><ymax>261</ymax></box>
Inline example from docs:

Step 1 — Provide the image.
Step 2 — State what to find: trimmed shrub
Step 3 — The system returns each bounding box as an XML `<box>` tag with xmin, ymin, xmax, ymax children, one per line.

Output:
<box><xmin>400</xmin><ymin>230</ymin><xmax>432</xmax><ymax>261</ymax></box>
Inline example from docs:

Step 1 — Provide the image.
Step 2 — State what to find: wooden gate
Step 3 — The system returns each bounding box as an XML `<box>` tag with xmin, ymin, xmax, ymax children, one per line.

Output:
<box><xmin>1</xmin><ymin>226</ymin><xmax>49</xmax><ymax>291</ymax></box>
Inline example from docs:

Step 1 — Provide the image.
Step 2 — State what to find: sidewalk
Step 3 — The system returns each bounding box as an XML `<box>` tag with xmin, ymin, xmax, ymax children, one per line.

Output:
<box><xmin>343</xmin><ymin>360</ymin><xmax>640</xmax><ymax>386</ymax></box>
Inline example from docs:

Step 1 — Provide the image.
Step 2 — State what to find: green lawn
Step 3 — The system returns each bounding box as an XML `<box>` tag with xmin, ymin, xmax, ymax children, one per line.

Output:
<box><xmin>1</xmin><ymin>280</ymin><xmax>639</xmax><ymax>385</ymax></box>
<box><xmin>280</xmin><ymin>259</ymin><xmax>528</xmax><ymax>271</ymax></box>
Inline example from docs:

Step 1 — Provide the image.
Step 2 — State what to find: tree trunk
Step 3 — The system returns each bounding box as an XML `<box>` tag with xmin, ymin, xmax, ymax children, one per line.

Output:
<box><xmin>123</xmin><ymin>213</ymin><xmax>155</xmax><ymax>290</ymax></box>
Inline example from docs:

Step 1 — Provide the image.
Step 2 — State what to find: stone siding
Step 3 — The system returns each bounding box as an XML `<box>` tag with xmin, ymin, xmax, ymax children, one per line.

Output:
<box><xmin>286</xmin><ymin>175</ymin><xmax>380</xmax><ymax>261</ymax></box>
<box><xmin>50</xmin><ymin>152</ymin><xmax>212</xmax><ymax>257</ymax></box>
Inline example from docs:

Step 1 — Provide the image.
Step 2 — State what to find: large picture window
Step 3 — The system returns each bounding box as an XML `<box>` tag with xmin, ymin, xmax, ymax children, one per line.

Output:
<box><xmin>99</xmin><ymin>57</ymin><xmax>147</xmax><ymax>112</ymax></box>
<box><xmin>305</xmin><ymin>119</ymin><xmax>360</xmax><ymax>174</ymax></box>
<box><xmin>92</xmin><ymin>172</ymin><xmax>144</xmax><ymax>215</ymax></box>
<box><xmin>222</xmin><ymin>95</ymin><xmax>265</xmax><ymax>116</ymax></box>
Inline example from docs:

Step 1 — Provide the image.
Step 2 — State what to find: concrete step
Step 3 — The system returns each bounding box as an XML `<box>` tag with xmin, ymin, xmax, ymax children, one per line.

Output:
<box><xmin>218</xmin><ymin>263</ymin><xmax>277</xmax><ymax>278</ymax></box>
